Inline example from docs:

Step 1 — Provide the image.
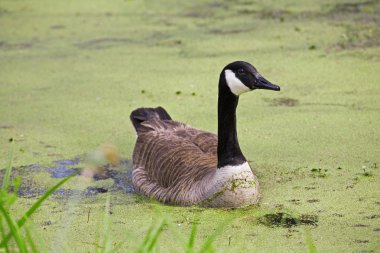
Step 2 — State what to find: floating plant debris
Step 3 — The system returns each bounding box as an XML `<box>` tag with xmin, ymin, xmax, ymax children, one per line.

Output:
<box><xmin>259</xmin><ymin>212</ymin><xmax>318</xmax><ymax>228</ymax></box>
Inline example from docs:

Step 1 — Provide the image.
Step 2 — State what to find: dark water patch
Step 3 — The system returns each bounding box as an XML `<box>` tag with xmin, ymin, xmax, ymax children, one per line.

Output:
<box><xmin>352</xmin><ymin>224</ymin><xmax>370</xmax><ymax>227</ymax></box>
<box><xmin>53</xmin><ymin>158</ymin><xmax>80</xmax><ymax>166</ymax></box>
<box><xmin>259</xmin><ymin>212</ymin><xmax>318</xmax><ymax>228</ymax></box>
<box><xmin>302</xmin><ymin>103</ymin><xmax>363</xmax><ymax>110</ymax></box>
<box><xmin>182</xmin><ymin>11</ymin><xmax>209</xmax><ymax>18</ymax></box>
<box><xmin>53</xmin><ymin>188</ymin><xmax>74</xmax><ymax>196</ymax></box>
<box><xmin>288</xmin><ymin>199</ymin><xmax>301</xmax><ymax>205</ymax></box>
<box><xmin>17</xmin><ymin>186</ymin><xmax>46</xmax><ymax>198</ymax></box>
<box><xmin>155</xmin><ymin>39</ymin><xmax>182</xmax><ymax>46</ymax></box>
<box><xmin>264</xmin><ymin>97</ymin><xmax>299</xmax><ymax>107</ymax></box>
<box><xmin>208</xmin><ymin>27</ymin><xmax>253</xmax><ymax>35</ymax></box>
<box><xmin>0</xmin><ymin>125</ymin><xmax>13</xmax><ymax>129</ymax></box>
<box><xmin>255</xmin><ymin>10</ymin><xmax>292</xmax><ymax>20</ymax></box>
<box><xmin>365</xmin><ymin>214</ymin><xmax>380</xmax><ymax>219</ymax></box>
<box><xmin>181</xmin><ymin>1</ymin><xmax>227</xmax><ymax>19</ymax></box>
<box><xmin>221</xmin><ymin>0</ymin><xmax>380</xmax><ymax>25</ymax></box>
<box><xmin>18</xmin><ymin>186</ymin><xmax>105</xmax><ymax>198</ymax></box>
<box><xmin>148</xmin><ymin>31</ymin><xmax>171</xmax><ymax>40</ymax></box>
<box><xmin>0</xmin><ymin>7</ymin><xmax>8</xmax><ymax>15</ymax></box>
<box><xmin>81</xmin><ymin>160</ymin><xmax>134</xmax><ymax>194</ymax></box>
<box><xmin>354</xmin><ymin>239</ymin><xmax>369</xmax><ymax>243</ymax></box>
<box><xmin>235</xmin><ymin>6</ymin><xmax>321</xmax><ymax>22</ymax></box>
<box><xmin>182</xmin><ymin>8</ymin><xmax>213</xmax><ymax>18</ymax></box>
<box><xmin>76</xmin><ymin>159</ymin><xmax>134</xmax><ymax>194</ymax></box>
<box><xmin>0</xmin><ymin>41</ymin><xmax>34</xmax><ymax>50</ymax></box>
<box><xmin>310</xmin><ymin>168</ymin><xmax>327</xmax><ymax>178</ymax></box>
<box><xmin>325</xmin><ymin>0</ymin><xmax>380</xmax><ymax>27</ymax></box>
<box><xmin>29</xmin><ymin>164</ymin><xmax>41</xmax><ymax>169</ymax></box>
<box><xmin>42</xmin><ymin>220</ymin><xmax>52</xmax><ymax>226</ymax></box>
<box><xmin>18</xmin><ymin>186</ymin><xmax>74</xmax><ymax>198</ymax></box>
<box><xmin>102</xmin><ymin>160</ymin><xmax>134</xmax><ymax>193</ymax></box>
<box><xmin>147</xmin><ymin>32</ymin><xmax>182</xmax><ymax>46</ymax></box>
<box><xmin>0</xmin><ymin>164</ymin><xmax>43</xmax><ymax>179</ymax></box>
<box><xmin>374</xmin><ymin>228</ymin><xmax>380</xmax><ymax>232</ymax></box>
<box><xmin>188</xmin><ymin>207</ymin><xmax>206</xmax><ymax>213</ymax></box>
<box><xmin>236</xmin><ymin>9</ymin><xmax>257</xmax><ymax>15</ymax></box>
<box><xmin>329</xmin><ymin>22</ymin><xmax>380</xmax><ymax>52</ymax></box>
<box><xmin>361</xmin><ymin>170</ymin><xmax>373</xmax><ymax>177</ymax></box>
<box><xmin>50</xmin><ymin>25</ymin><xmax>65</xmax><ymax>29</ymax></box>
<box><xmin>328</xmin><ymin>0</ymin><xmax>379</xmax><ymax>15</ymax></box>
<box><xmin>49</xmin><ymin>165</ymin><xmax>79</xmax><ymax>178</ymax></box>
<box><xmin>112</xmin><ymin>171</ymin><xmax>135</xmax><ymax>193</ymax></box>
<box><xmin>237</xmin><ymin>8</ymin><xmax>292</xmax><ymax>20</ymax></box>
<box><xmin>3</xmin><ymin>157</ymin><xmax>134</xmax><ymax>198</ymax></box>
<box><xmin>75</xmin><ymin>37</ymin><xmax>133</xmax><ymax>50</ymax></box>
<box><xmin>219</xmin><ymin>0</ymin><xmax>380</xmax><ymax>54</ymax></box>
<box><xmin>84</xmin><ymin>187</ymin><xmax>108</xmax><ymax>196</ymax></box>
<box><xmin>299</xmin><ymin>214</ymin><xmax>319</xmax><ymax>225</ymax></box>
<box><xmin>307</xmin><ymin>199</ymin><xmax>320</xmax><ymax>203</ymax></box>
<box><xmin>207</xmin><ymin>2</ymin><xmax>226</xmax><ymax>9</ymax></box>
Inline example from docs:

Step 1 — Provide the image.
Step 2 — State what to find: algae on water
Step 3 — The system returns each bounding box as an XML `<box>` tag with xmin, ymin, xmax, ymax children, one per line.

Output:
<box><xmin>1</xmin><ymin>0</ymin><xmax>379</xmax><ymax>252</ymax></box>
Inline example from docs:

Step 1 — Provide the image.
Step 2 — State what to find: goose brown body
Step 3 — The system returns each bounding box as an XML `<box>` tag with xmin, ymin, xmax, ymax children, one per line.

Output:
<box><xmin>132</xmin><ymin>118</ymin><xmax>219</xmax><ymax>205</ymax></box>
<box><xmin>130</xmin><ymin>61</ymin><xmax>280</xmax><ymax>207</ymax></box>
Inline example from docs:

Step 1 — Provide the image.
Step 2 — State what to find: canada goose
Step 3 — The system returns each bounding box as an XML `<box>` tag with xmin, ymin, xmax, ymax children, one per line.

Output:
<box><xmin>130</xmin><ymin>61</ymin><xmax>280</xmax><ymax>207</ymax></box>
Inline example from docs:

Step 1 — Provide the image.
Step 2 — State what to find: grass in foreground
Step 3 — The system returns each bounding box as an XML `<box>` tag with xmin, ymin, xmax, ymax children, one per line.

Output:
<box><xmin>0</xmin><ymin>139</ymin><xmax>73</xmax><ymax>252</ymax></box>
<box><xmin>0</xmin><ymin>140</ymin><xmax>229</xmax><ymax>253</ymax></box>
<box><xmin>0</xmin><ymin>140</ymin><xmax>320</xmax><ymax>252</ymax></box>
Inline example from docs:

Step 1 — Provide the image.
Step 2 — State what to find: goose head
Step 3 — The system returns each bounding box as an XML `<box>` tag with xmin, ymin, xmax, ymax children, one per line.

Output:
<box><xmin>222</xmin><ymin>61</ymin><xmax>280</xmax><ymax>96</ymax></box>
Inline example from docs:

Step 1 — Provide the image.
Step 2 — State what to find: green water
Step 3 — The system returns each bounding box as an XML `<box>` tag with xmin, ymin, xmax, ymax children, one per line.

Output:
<box><xmin>1</xmin><ymin>0</ymin><xmax>379</xmax><ymax>252</ymax></box>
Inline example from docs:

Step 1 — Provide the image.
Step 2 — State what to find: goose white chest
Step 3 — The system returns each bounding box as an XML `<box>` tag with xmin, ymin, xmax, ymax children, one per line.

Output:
<box><xmin>201</xmin><ymin>162</ymin><xmax>260</xmax><ymax>207</ymax></box>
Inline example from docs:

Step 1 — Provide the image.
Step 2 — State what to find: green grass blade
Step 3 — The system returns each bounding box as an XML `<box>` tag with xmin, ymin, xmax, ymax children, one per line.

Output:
<box><xmin>108</xmin><ymin>240</ymin><xmax>125</xmax><ymax>253</ymax></box>
<box><xmin>186</xmin><ymin>222</ymin><xmax>197</xmax><ymax>253</ymax></box>
<box><xmin>0</xmin><ymin>204</ymin><xmax>27</xmax><ymax>253</ymax></box>
<box><xmin>27</xmin><ymin>222</ymin><xmax>48</xmax><ymax>253</ymax></box>
<box><xmin>25</xmin><ymin>226</ymin><xmax>39</xmax><ymax>253</ymax></box>
<box><xmin>136</xmin><ymin>223</ymin><xmax>155</xmax><ymax>253</ymax></box>
<box><xmin>20</xmin><ymin>173</ymin><xmax>74</xmax><ymax>225</ymax></box>
<box><xmin>305</xmin><ymin>228</ymin><xmax>317</xmax><ymax>253</ymax></box>
<box><xmin>146</xmin><ymin>220</ymin><xmax>165</xmax><ymax>252</ymax></box>
<box><xmin>100</xmin><ymin>194</ymin><xmax>111</xmax><ymax>253</ymax></box>
<box><xmin>136</xmin><ymin>219</ymin><xmax>165</xmax><ymax>253</ymax></box>
<box><xmin>94</xmin><ymin>223</ymin><xmax>100</xmax><ymax>253</ymax></box>
<box><xmin>198</xmin><ymin>217</ymin><xmax>233</xmax><ymax>253</ymax></box>
<box><xmin>0</xmin><ymin>218</ymin><xmax>10</xmax><ymax>253</ymax></box>
<box><xmin>161</xmin><ymin>214</ymin><xmax>187</xmax><ymax>251</ymax></box>
<box><xmin>108</xmin><ymin>222</ymin><xmax>143</xmax><ymax>253</ymax></box>
<box><xmin>0</xmin><ymin>173</ymin><xmax>74</xmax><ymax>247</ymax></box>
<box><xmin>108</xmin><ymin>227</ymin><xmax>141</xmax><ymax>253</ymax></box>
<box><xmin>1</xmin><ymin>139</ymin><xmax>14</xmax><ymax>193</ymax></box>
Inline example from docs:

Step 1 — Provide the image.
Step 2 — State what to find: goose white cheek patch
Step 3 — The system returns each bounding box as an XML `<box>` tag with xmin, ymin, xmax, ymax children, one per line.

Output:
<box><xmin>225</xmin><ymin>69</ymin><xmax>251</xmax><ymax>96</ymax></box>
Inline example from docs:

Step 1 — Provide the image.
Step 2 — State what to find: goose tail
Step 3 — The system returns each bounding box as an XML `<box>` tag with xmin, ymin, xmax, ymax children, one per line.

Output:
<box><xmin>130</xmin><ymin>106</ymin><xmax>172</xmax><ymax>133</ymax></box>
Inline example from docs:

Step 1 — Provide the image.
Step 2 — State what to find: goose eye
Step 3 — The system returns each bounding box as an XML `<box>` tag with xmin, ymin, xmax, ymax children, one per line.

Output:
<box><xmin>237</xmin><ymin>69</ymin><xmax>245</xmax><ymax>74</ymax></box>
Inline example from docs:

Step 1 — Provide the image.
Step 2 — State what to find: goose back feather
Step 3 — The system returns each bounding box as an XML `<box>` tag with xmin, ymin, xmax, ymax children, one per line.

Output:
<box><xmin>132</xmin><ymin>114</ymin><xmax>218</xmax><ymax>205</ymax></box>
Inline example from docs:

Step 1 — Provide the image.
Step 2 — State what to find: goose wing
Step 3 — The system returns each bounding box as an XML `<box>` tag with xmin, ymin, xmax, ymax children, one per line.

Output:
<box><xmin>132</xmin><ymin>119</ymin><xmax>217</xmax><ymax>205</ymax></box>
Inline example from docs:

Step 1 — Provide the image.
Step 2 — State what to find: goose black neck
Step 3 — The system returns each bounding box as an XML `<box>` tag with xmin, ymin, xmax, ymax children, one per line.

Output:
<box><xmin>217</xmin><ymin>73</ymin><xmax>247</xmax><ymax>168</ymax></box>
